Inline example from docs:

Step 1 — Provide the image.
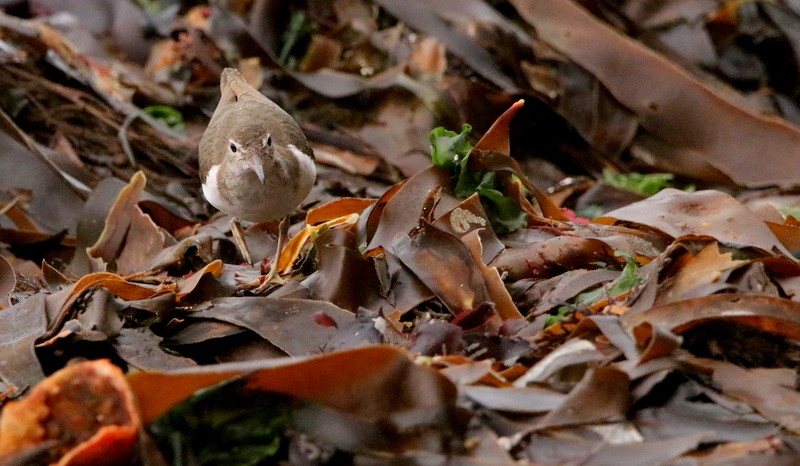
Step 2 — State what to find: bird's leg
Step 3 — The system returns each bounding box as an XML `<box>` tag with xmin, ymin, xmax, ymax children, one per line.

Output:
<box><xmin>230</xmin><ymin>217</ymin><xmax>254</xmax><ymax>265</ymax></box>
<box><xmin>254</xmin><ymin>215</ymin><xmax>289</xmax><ymax>293</ymax></box>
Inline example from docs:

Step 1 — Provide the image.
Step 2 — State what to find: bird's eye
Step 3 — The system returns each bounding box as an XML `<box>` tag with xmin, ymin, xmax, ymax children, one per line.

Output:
<box><xmin>229</xmin><ymin>141</ymin><xmax>238</xmax><ymax>153</ymax></box>
<box><xmin>264</xmin><ymin>135</ymin><xmax>272</xmax><ymax>147</ymax></box>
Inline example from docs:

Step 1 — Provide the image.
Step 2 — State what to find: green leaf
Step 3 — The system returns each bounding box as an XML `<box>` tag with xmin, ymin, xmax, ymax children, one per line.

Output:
<box><xmin>429</xmin><ymin>124</ymin><xmax>473</xmax><ymax>171</ymax></box>
<box><xmin>429</xmin><ymin>124</ymin><xmax>528</xmax><ymax>234</ymax></box>
<box><xmin>280</xmin><ymin>12</ymin><xmax>314</xmax><ymax>65</ymax></box>
<box><xmin>133</xmin><ymin>0</ymin><xmax>164</xmax><ymax>13</ymax></box>
<box><xmin>575</xmin><ymin>204</ymin><xmax>604</xmax><ymax>220</ymax></box>
<box><xmin>150</xmin><ymin>379</ymin><xmax>293</xmax><ymax>465</ymax></box>
<box><xmin>607</xmin><ymin>255</ymin><xmax>642</xmax><ymax>297</ymax></box>
<box><xmin>602</xmin><ymin>169</ymin><xmax>674</xmax><ymax>197</ymax></box>
<box><xmin>546</xmin><ymin>305</ymin><xmax>574</xmax><ymax>326</ymax></box>
<box><xmin>143</xmin><ymin>105</ymin><xmax>186</xmax><ymax>133</ymax></box>
<box><xmin>779</xmin><ymin>204</ymin><xmax>800</xmax><ymax>220</ymax></box>
<box><xmin>476</xmin><ymin>186</ymin><xmax>528</xmax><ymax>234</ymax></box>
<box><xmin>556</xmin><ymin>254</ymin><xmax>642</xmax><ymax>316</ymax></box>
<box><xmin>453</xmin><ymin>166</ymin><xmax>494</xmax><ymax>200</ymax></box>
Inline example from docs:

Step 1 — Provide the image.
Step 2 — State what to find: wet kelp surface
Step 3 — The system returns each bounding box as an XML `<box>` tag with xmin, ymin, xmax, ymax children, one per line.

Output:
<box><xmin>3</xmin><ymin>0</ymin><xmax>800</xmax><ymax>464</ymax></box>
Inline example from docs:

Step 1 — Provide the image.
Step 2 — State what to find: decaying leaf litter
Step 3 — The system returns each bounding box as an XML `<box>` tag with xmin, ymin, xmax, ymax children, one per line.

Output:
<box><xmin>3</xmin><ymin>0</ymin><xmax>800</xmax><ymax>463</ymax></box>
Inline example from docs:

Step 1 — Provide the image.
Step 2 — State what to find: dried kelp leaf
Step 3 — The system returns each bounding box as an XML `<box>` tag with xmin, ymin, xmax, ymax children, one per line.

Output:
<box><xmin>522</xmin><ymin>59</ymin><xmax>640</xmax><ymax>157</ymax></box>
<box><xmin>634</xmin><ymin>381</ymin><xmax>776</xmax><ymax>444</ymax></box>
<box><xmin>535</xmin><ymin>367</ymin><xmax>629</xmax><ymax>429</ymax></box>
<box><xmin>365</xmin><ymin>181</ymin><xmax>403</xmax><ymax>244</ymax></box>
<box><xmin>473</xmin><ymin>99</ymin><xmax>525</xmax><ymax>155</ymax></box>
<box><xmin>511</xmin><ymin>0</ymin><xmax>800</xmax><ymax>187</ymax></box>
<box><xmin>463</xmin><ymin>385</ymin><xmax>565</xmax><ymax>413</ymax></box>
<box><xmin>115</xmin><ymin>204</ymin><xmax>167</xmax><ymax>276</ymax></box>
<box><xmin>512</xmin><ymin>269</ymin><xmax>621</xmax><ymax>315</ymax></box>
<box><xmin>129</xmin><ymin>345</ymin><xmax>456</xmax><ymax>425</ymax></box>
<box><xmin>0</xmin><ymin>255</ymin><xmax>15</xmax><ymax>309</ymax></box>
<box><xmin>0</xmin><ymin>112</ymin><xmax>88</xmax><ymax>232</ymax></box>
<box><xmin>597</xmin><ymin>189</ymin><xmax>791</xmax><ymax>254</ymax></box>
<box><xmin>623</xmin><ymin>294</ymin><xmax>800</xmax><ymax>341</ymax></box>
<box><xmin>138</xmin><ymin>200</ymin><xmax>197</xmax><ymax>238</ymax></box>
<box><xmin>766</xmin><ymin>219</ymin><xmax>800</xmax><ymax>255</ymax></box>
<box><xmin>68</xmin><ymin>177</ymin><xmax>128</xmax><ymax>277</ymax></box>
<box><xmin>0</xmin><ymin>292</ymin><xmax>47</xmax><ymax>391</ymax></box>
<box><xmin>323</xmin><ymin>309</ymin><xmax>385</xmax><ymax>352</ymax></box>
<box><xmin>372</xmin><ymin>0</ymin><xmax>517</xmax><ymax>92</ymax></box>
<box><xmin>0</xmin><ymin>359</ymin><xmax>140</xmax><ymax>465</ymax></box>
<box><xmin>658</xmin><ymin>242</ymin><xmax>746</xmax><ymax>303</ymax></box>
<box><xmin>162</xmin><ymin>320</ymin><xmax>247</xmax><ymax>349</ymax></box>
<box><xmin>367</xmin><ymin>166</ymin><xmax>459</xmax><ymax>251</ymax></box>
<box><xmin>42</xmin><ymin>271</ymin><xmax>174</xmax><ymax>345</ymax></box>
<box><xmin>87</xmin><ymin>171</ymin><xmax>167</xmax><ymax>273</ymax></box>
<box><xmin>174</xmin><ymin>259</ymin><xmax>232</xmax><ymax>304</ymax></box>
<box><xmin>213</xmin><ymin>5</ymin><xmax>437</xmax><ymax>103</ymax></box>
<box><xmin>42</xmin><ymin>260</ymin><xmax>72</xmax><ymax>293</ymax></box>
<box><xmin>114</xmin><ymin>327</ymin><xmax>197</xmax><ymax>371</ymax></box>
<box><xmin>574</xmin><ymin>315</ymin><xmax>639</xmax><ymax>362</ymax></box>
<box><xmin>302</xmin><ymin>227</ymin><xmax>384</xmax><ymax>312</ymax></box>
<box><xmin>433</xmin><ymin>193</ymin><xmax>504</xmax><ymax>264</ymax></box>
<box><xmin>461</xmin><ymin>230</ymin><xmax>523</xmax><ymax>320</ymax></box>
<box><xmin>493</xmin><ymin>235</ymin><xmax>619</xmax><ymax>281</ymax></box>
<box><xmin>411</xmin><ymin>319</ymin><xmax>463</xmax><ymax>355</ymax></box>
<box><xmin>514</xmin><ymin>339</ymin><xmax>606</xmax><ymax>386</ymax></box>
<box><xmin>0</xmin><ymin>192</ymin><xmax>38</xmax><ymax>232</ymax></box>
<box><xmin>522</xmin><ymin>431</ymin><xmax>709</xmax><ymax>466</ymax></box>
<box><xmin>371</xmin><ymin>252</ymin><xmax>435</xmax><ymax>315</ymax></box>
<box><xmin>391</xmin><ymin>220</ymin><xmax>491</xmax><ymax>316</ymax></box>
<box><xmin>57</xmin><ymin>272</ymin><xmax>173</xmax><ymax>317</ymax></box>
<box><xmin>189</xmin><ymin>297</ymin><xmax>354</xmax><ymax>356</ymax></box>
<box><xmin>636</xmin><ymin>323</ymin><xmax>682</xmax><ymax>364</ymax></box>
<box><xmin>73</xmin><ymin>288</ymin><xmax>123</xmax><ymax>341</ymax></box>
<box><xmin>144</xmin><ymin>233</ymin><xmax>215</xmax><ymax>274</ymax></box>
<box><xmin>691</xmin><ymin>356</ymin><xmax>800</xmax><ymax>433</ymax></box>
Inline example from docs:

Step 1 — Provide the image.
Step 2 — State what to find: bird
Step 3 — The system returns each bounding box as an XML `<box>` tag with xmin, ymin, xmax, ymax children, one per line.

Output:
<box><xmin>199</xmin><ymin>67</ymin><xmax>316</xmax><ymax>290</ymax></box>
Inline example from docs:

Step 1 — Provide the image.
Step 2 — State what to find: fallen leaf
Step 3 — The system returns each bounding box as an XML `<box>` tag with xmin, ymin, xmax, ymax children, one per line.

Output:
<box><xmin>623</xmin><ymin>294</ymin><xmax>800</xmax><ymax>341</ymax></box>
<box><xmin>535</xmin><ymin>367</ymin><xmax>630</xmax><ymax>429</ymax></box>
<box><xmin>511</xmin><ymin>0</ymin><xmax>800</xmax><ymax>187</ymax></box>
<box><xmin>189</xmin><ymin>296</ymin><xmax>354</xmax><ymax>356</ymax></box>
<box><xmin>128</xmin><ymin>345</ymin><xmax>456</xmax><ymax>425</ymax></box>
<box><xmin>0</xmin><ymin>292</ymin><xmax>47</xmax><ymax>391</ymax></box>
<box><xmin>597</xmin><ymin>189</ymin><xmax>791</xmax><ymax>254</ymax></box>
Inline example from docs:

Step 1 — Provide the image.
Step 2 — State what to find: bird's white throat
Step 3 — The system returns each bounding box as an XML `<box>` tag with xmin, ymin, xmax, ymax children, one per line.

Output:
<box><xmin>201</xmin><ymin>164</ymin><xmax>239</xmax><ymax>217</ymax></box>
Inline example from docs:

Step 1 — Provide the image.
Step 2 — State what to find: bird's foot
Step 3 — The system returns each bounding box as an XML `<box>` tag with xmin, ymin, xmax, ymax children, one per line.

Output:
<box><xmin>230</xmin><ymin>218</ymin><xmax>254</xmax><ymax>265</ymax></box>
<box><xmin>252</xmin><ymin>265</ymin><xmax>287</xmax><ymax>294</ymax></box>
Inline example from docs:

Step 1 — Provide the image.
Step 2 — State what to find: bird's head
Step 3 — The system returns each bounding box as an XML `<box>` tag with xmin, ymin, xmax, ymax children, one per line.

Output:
<box><xmin>226</xmin><ymin>126</ymin><xmax>274</xmax><ymax>184</ymax></box>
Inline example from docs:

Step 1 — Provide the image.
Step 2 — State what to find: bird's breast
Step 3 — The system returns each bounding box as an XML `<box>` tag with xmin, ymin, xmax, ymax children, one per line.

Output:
<box><xmin>201</xmin><ymin>155</ymin><xmax>315</xmax><ymax>223</ymax></box>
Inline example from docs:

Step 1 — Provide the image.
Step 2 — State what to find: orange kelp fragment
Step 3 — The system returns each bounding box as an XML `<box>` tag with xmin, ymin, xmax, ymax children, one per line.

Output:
<box><xmin>0</xmin><ymin>360</ymin><xmax>140</xmax><ymax>465</ymax></box>
<box><xmin>306</xmin><ymin>197</ymin><xmax>375</xmax><ymax>226</ymax></box>
<box><xmin>473</xmin><ymin>99</ymin><xmax>525</xmax><ymax>155</ymax></box>
<box><xmin>129</xmin><ymin>345</ymin><xmax>455</xmax><ymax>425</ymax></box>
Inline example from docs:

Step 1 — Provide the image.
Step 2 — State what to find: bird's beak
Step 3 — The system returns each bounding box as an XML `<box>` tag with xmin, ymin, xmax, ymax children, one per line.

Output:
<box><xmin>247</xmin><ymin>158</ymin><xmax>265</xmax><ymax>184</ymax></box>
